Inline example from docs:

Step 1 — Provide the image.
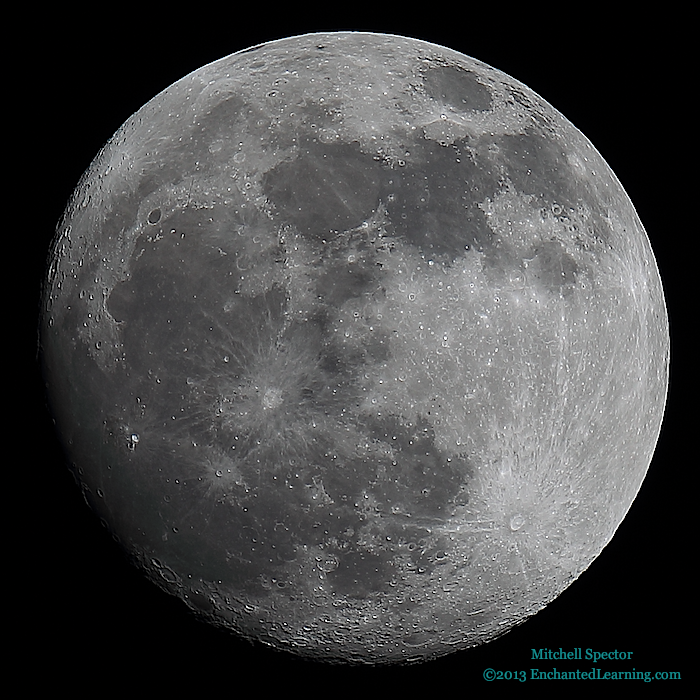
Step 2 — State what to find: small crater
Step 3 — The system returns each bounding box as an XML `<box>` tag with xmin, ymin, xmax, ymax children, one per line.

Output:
<box><xmin>510</xmin><ymin>514</ymin><xmax>525</xmax><ymax>531</ymax></box>
<box><xmin>262</xmin><ymin>387</ymin><xmax>284</xmax><ymax>410</ymax></box>
<box><xmin>128</xmin><ymin>432</ymin><xmax>140</xmax><ymax>451</ymax></box>
<box><xmin>147</xmin><ymin>208</ymin><xmax>162</xmax><ymax>225</ymax></box>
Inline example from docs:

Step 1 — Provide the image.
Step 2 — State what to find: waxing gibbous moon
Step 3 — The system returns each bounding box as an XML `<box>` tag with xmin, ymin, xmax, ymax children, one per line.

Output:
<box><xmin>40</xmin><ymin>32</ymin><xmax>669</xmax><ymax>664</ymax></box>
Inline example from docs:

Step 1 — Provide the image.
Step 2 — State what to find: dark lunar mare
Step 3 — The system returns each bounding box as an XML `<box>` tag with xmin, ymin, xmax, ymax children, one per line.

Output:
<box><xmin>96</xmin><ymin>171</ymin><xmax>475</xmax><ymax>597</ymax></box>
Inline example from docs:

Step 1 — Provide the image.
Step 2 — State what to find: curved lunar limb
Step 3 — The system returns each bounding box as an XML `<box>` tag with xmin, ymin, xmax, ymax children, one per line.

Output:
<box><xmin>40</xmin><ymin>32</ymin><xmax>668</xmax><ymax>664</ymax></box>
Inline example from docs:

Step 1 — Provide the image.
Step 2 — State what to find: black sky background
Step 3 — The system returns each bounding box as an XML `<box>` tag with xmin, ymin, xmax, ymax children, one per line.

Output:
<box><xmin>22</xmin><ymin>9</ymin><xmax>687</xmax><ymax>692</ymax></box>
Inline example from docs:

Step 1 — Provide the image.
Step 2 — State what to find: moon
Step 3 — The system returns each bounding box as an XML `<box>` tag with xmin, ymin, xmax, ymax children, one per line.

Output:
<box><xmin>40</xmin><ymin>32</ymin><xmax>668</xmax><ymax>664</ymax></box>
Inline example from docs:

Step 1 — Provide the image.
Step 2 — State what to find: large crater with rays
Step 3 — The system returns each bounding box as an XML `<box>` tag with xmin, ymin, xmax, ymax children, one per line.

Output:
<box><xmin>40</xmin><ymin>32</ymin><xmax>668</xmax><ymax>664</ymax></box>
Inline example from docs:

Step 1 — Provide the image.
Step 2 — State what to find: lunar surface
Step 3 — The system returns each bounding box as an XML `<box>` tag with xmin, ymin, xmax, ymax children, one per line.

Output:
<box><xmin>40</xmin><ymin>32</ymin><xmax>668</xmax><ymax>664</ymax></box>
